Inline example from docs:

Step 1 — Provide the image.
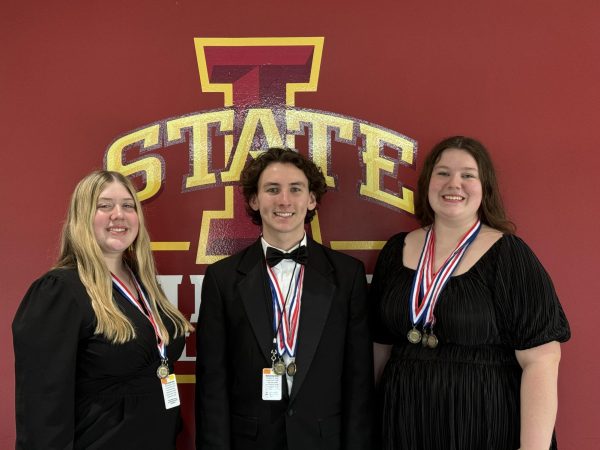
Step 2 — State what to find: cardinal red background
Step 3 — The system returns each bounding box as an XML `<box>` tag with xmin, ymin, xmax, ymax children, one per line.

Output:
<box><xmin>2</xmin><ymin>1</ymin><xmax>599</xmax><ymax>448</ymax></box>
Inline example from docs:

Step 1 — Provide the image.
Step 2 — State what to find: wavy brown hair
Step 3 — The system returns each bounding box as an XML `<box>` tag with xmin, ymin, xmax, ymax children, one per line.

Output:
<box><xmin>415</xmin><ymin>136</ymin><xmax>515</xmax><ymax>234</ymax></box>
<box><xmin>240</xmin><ymin>147</ymin><xmax>327</xmax><ymax>225</ymax></box>
<box><xmin>55</xmin><ymin>170</ymin><xmax>193</xmax><ymax>344</ymax></box>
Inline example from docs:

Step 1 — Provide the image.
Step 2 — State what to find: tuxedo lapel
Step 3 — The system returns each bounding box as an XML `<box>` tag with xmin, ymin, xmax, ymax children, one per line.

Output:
<box><xmin>238</xmin><ymin>240</ymin><xmax>273</xmax><ymax>366</ymax></box>
<box><xmin>290</xmin><ymin>239</ymin><xmax>335</xmax><ymax>401</ymax></box>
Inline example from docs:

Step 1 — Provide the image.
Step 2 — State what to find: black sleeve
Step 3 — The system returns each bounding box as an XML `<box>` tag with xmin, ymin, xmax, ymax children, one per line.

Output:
<box><xmin>368</xmin><ymin>233</ymin><xmax>407</xmax><ymax>344</ymax></box>
<box><xmin>494</xmin><ymin>235</ymin><xmax>571</xmax><ymax>350</ymax></box>
<box><xmin>342</xmin><ymin>260</ymin><xmax>375</xmax><ymax>450</ymax></box>
<box><xmin>12</xmin><ymin>271</ymin><xmax>86</xmax><ymax>450</ymax></box>
<box><xmin>195</xmin><ymin>265</ymin><xmax>231</xmax><ymax>450</ymax></box>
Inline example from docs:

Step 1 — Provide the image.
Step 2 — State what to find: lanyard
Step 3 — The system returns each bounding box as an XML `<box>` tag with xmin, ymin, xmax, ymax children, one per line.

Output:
<box><xmin>266</xmin><ymin>263</ymin><xmax>304</xmax><ymax>358</ymax></box>
<box><xmin>111</xmin><ymin>271</ymin><xmax>167</xmax><ymax>361</ymax></box>
<box><xmin>409</xmin><ymin>220</ymin><xmax>481</xmax><ymax>329</ymax></box>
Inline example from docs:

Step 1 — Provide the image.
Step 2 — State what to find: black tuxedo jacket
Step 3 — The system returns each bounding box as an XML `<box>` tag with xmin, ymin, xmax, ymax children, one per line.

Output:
<box><xmin>195</xmin><ymin>238</ymin><xmax>374</xmax><ymax>450</ymax></box>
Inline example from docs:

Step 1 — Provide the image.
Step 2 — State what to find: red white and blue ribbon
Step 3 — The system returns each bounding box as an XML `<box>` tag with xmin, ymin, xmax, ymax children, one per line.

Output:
<box><xmin>266</xmin><ymin>264</ymin><xmax>304</xmax><ymax>358</ymax></box>
<box><xmin>409</xmin><ymin>220</ymin><xmax>481</xmax><ymax>329</ymax></box>
<box><xmin>111</xmin><ymin>271</ymin><xmax>167</xmax><ymax>361</ymax></box>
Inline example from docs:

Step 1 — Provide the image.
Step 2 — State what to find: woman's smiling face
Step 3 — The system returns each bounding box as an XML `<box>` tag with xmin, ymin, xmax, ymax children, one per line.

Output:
<box><xmin>428</xmin><ymin>148</ymin><xmax>482</xmax><ymax>225</ymax></box>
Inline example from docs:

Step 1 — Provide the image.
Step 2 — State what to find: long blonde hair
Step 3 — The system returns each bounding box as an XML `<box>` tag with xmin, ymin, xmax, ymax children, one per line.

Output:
<box><xmin>55</xmin><ymin>170</ymin><xmax>193</xmax><ymax>344</ymax></box>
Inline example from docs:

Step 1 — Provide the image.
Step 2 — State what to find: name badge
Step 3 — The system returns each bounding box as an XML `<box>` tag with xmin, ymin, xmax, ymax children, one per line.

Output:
<box><xmin>161</xmin><ymin>374</ymin><xmax>181</xmax><ymax>409</ymax></box>
<box><xmin>262</xmin><ymin>368</ymin><xmax>282</xmax><ymax>401</ymax></box>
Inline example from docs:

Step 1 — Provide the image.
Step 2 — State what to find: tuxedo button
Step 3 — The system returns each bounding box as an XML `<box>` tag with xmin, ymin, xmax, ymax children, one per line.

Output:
<box><xmin>287</xmin><ymin>409</ymin><xmax>295</xmax><ymax>417</ymax></box>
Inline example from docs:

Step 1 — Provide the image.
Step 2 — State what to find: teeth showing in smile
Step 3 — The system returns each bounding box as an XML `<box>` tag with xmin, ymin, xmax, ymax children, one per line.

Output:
<box><xmin>274</xmin><ymin>212</ymin><xmax>293</xmax><ymax>218</ymax></box>
<box><xmin>109</xmin><ymin>227</ymin><xmax>126</xmax><ymax>232</ymax></box>
<box><xmin>443</xmin><ymin>195</ymin><xmax>464</xmax><ymax>201</ymax></box>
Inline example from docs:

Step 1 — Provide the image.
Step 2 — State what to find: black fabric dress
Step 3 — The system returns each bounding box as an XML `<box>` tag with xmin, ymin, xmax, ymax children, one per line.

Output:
<box><xmin>370</xmin><ymin>233</ymin><xmax>570</xmax><ymax>450</ymax></box>
<box><xmin>13</xmin><ymin>268</ymin><xmax>185</xmax><ymax>450</ymax></box>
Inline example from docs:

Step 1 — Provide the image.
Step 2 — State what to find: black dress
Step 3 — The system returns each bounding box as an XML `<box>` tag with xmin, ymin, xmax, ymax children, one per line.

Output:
<box><xmin>13</xmin><ymin>268</ymin><xmax>185</xmax><ymax>450</ymax></box>
<box><xmin>370</xmin><ymin>233</ymin><xmax>570</xmax><ymax>450</ymax></box>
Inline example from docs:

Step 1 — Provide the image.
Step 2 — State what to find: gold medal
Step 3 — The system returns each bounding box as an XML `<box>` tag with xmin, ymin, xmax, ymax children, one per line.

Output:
<box><xmin>421</xmin><ymin>332</ymin><xmax>429</xmax><ymax>347</ymax></box>
<box><xmin>286</xmin><ymin>361</ymin><xmax>297</xmax><ymax>377</ymax></box>
<box><xmin>273</xmin><ymin>360</ymin><xmax>286</xmax><ymax>376</ymax></box>
<box><xmin>407</xmin><ymin>327</ymin><xmax>422</xmax><ymax>344</ymax></box>
<box><xmin>156</xmin><ymin>363</ymin><xmax>169</xmax><ymax>379</ymax></box>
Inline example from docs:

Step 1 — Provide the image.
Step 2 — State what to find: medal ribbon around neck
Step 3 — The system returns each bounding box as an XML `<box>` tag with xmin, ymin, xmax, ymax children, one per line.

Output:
<box><xmin>266</xmin><ymin>264</ymin><xmax>305</xmax><ymax>358</ymax></box>
<box><xmin>409</xmin><ymin>220</ymin><xmax>482</xmax><ymax>328</ymax></box>
<box><xmin>111</xmin><ymin>271</ymin><xmax>167</xmax><ymax>362</ymax></box>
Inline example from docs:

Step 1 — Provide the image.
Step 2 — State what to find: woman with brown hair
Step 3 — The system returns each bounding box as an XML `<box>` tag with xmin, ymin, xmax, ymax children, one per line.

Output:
<box><xmin>371</xmin><ymin>136</ymin><xmax>570</xmax><ymax>449</ymax></box>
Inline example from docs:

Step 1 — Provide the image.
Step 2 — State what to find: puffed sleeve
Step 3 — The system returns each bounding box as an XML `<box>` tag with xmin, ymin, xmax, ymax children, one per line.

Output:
<box><xmin>494</xmin><ymin>235</ymin><xmax>570</xmax><ymax>350</ymax></box>
<box><xmin>12</xmin><ymin>270</ymin><xmax>89</xmax><ymax>450</ymax></box>
<box><xmin>368</xmin><ymin>233</ymin><xmax>407</xmax><ymax>344</ymax></box>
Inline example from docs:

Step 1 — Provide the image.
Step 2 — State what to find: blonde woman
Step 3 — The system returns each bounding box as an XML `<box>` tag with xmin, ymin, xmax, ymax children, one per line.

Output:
<box><xmin>13</xmin><ymin>170</ymin><xmax>193</xmax><ymax>449</ymax></box>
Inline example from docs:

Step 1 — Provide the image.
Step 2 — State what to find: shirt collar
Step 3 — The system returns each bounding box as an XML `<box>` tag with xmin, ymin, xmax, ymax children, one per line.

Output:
<box><xmin>260</xmin><ymin>234</ymin><xmax>308</xmax><ymax>257</ymax></box>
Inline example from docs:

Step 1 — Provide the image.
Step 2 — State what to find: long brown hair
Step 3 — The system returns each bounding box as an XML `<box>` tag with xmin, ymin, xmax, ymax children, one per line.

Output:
<box><xmin>415</xmin><ymin>136</ymin><xmax>515</xmax><ymax>234</ymax></box>
<box><xmin>55</xmin><ymin>170</ymin><xmax>193</xmax><ymax>344</ymax></box>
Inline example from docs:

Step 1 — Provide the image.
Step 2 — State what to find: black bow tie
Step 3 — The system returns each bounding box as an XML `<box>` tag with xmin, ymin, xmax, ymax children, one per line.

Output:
<box><xmin>265</xmin><ymin>245</ymin><xmax>308</xmax><ymax>267</ymax></box>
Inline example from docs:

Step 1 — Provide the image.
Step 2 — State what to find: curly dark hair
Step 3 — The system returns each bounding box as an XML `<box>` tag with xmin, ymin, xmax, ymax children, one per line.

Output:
<box><xmin>240</xmin><ymin>147</ymin><xmax>328</xmax><ymax>225</ymax></box>
<box><xmin>415</xmin><ymin>136</ymin><xmax>515</xmax><ymax>234</ymax></box>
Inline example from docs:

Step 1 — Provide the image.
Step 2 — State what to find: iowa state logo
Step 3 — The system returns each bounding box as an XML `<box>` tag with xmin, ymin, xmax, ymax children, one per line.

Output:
<box><xmin>104</xmin><ymin>37</ymin><xmax>418</xmax><ymax>380</ymax></box>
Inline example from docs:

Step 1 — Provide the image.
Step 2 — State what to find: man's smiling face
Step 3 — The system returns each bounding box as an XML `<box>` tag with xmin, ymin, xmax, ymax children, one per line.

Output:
<box><xmin>250</xmin><ymin>162</ymin><xmax>316</xmax><ymax>250</ymax></box>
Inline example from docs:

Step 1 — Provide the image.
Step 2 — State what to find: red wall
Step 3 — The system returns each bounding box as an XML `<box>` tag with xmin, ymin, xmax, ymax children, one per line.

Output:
<box><xmin>2</xmin><ymin>1</ymin><xmax>599</xmax><ymax>448</ymax></box>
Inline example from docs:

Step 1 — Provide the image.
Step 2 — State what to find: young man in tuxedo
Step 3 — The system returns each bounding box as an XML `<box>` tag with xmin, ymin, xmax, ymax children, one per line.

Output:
<box><xmin>195</xmin><ymin>147</ymin><xmax>374</xmax><ymax>450</ymax></box>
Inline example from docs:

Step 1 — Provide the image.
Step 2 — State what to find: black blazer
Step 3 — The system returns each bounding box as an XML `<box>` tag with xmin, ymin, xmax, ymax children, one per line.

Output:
<box><xmin>195</xmin><ymin>238</ymin><xmax>374</xmax><ymax>450</ymax></box>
